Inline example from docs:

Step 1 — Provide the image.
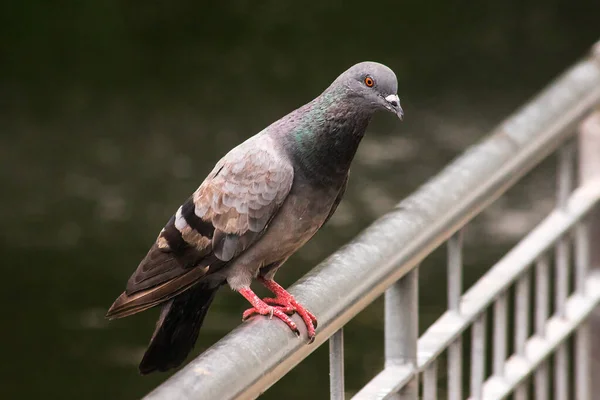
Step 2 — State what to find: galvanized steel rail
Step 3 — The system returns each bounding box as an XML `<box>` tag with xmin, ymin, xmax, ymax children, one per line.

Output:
<box><xmin>145</xmin><ymin>40</ymin><xmax>600</xmax><ymax>400</ymax></box>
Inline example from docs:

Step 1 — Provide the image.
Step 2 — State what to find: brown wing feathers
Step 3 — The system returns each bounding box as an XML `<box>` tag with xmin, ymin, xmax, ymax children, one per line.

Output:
<box><xmin>196</xmin><ymin>147</ymin><xmax>293</xmax><ymax>261</ymax></box>
<box><xmin>106</xmin><ymin>197</ymin><xmax>216</xmax><ymax>319</ymax></box>
<box><xmin>106</xmin><ymin>264</ymin><xmax>210</xmax><ymax>319</ymax></box>
<box><xmin>107</xmin><ymin>147</ymin><xmax>294</xmax><ymax>320</ymax></box>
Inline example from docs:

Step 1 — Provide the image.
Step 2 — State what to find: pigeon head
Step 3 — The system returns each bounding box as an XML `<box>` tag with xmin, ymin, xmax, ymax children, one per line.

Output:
<box><xmin>332</xmin><ymin>61</ymin><xmax>403</xmax><ymax>120</ymax></box>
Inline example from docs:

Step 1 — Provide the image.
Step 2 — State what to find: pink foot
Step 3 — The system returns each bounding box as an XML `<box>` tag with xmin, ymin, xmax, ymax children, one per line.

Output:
<box><xmin>259</xmin><ymin>278</ymin><xmax>317</xmax><ymax>343</ymax></box>
<box><xmin>239</xmin><ymin>288</ymin><xmax>300</xmax><ymax>337</ymax></box>
<box><xmin>238</xmin><ymin>280</ymin><xmax>318</xmax><ymax>343</ymax></box>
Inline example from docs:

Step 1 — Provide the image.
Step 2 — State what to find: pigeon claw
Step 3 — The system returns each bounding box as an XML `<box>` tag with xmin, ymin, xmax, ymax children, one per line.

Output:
<box><xmin>242</xmin><ymin>304</ymin><xmax>300</xmax><ymax>335</ymax></box>
<box><xmin>262</xmin><ymin>297</ymin><xmax>317</xmax><ymax>341</ymax></box>
<box><xmin>257</xmin><ymin>278</ymin><xmax>317</xmax><ymax>343</ymax></box>
<box><xmin>239</xmin><ymin>288</ymin><xmax>300</xmax><ymax>337</ymax></box>
<box><xmin>238</xmin><ymin>283</ymin><xmax>317</xmax><ymax>342</ymax></box>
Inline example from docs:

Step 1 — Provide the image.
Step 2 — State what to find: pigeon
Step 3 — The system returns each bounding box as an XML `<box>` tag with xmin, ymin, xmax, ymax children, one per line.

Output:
<box><xmin>106</xmin><ymin>61</ymin><xmax>403</xmax><ymax>374</ymax></box>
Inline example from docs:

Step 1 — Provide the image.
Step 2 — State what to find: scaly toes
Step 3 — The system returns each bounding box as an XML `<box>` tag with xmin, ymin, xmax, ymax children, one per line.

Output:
<box><xmin>264</xmin><ymin>298</ymin><xmax>317</xmax><ymax>325</ymax></box>
<box><xmin>242</xmin><ymin>307</ymin><xmax>258</xmax><ymax>321</ymax></box>
<box><xmin>288</xmin><ymin>300</ymin><xmax>317</xmax><ymax>329</ymax></box>
<box><xmin>263</xmin><ymin>297</ymin><xmax>287</xmax><ymax>307</ymax></box>
<box><xmin>305</xmin><ymin>309</ymin><xmax>318</xmax><ymax>327</ymax></box>
<box><xmin>272</xmin><ymin>305</ymin><xmax>296</xmax><ymax>315</ymax></box>
<box><xmin>271</xmin><ymin>308</ymin><xmax>300</xmax><ymax>336</ymax></box>
<box><xmin>295</xmin><ymin>309</ymin><xmax>316</xmax><ymax>342</ymax></box>
<box><xmin>242</xmin><ymin>298</ymin><xmax>316</xmax><ymax>341</ymax></box>
<box><xmin>242</xmin><ymin>305</ymin><xmax>300</xmax><ymax>336</ymax></box>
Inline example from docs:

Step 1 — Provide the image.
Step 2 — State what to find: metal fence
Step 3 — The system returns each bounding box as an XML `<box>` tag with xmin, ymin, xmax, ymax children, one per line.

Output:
<box><xmin>145</xmin><ymin>40</ymin><xmax>600</xmax><ymax>400</ymax></box>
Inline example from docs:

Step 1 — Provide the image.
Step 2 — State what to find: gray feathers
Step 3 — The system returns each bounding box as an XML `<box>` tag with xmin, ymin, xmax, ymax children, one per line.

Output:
<box><xmin>107</xmin><ymin>61</ymin><xmax>402</xmax><ymax>374</ymax></box>
<box><xmin>107</xmin><ymin>138</ymin><xmax>293</xmax><ymax>318</ymax></box>
<box><xmin>108</xmin><ymin>61</ymin><xmax>402</xmax><ymax>318</ymax></box>
<box><xmin>195</xmin><ymin>142</ymin><xmax>294</xmax><ymax>260</ymax></box>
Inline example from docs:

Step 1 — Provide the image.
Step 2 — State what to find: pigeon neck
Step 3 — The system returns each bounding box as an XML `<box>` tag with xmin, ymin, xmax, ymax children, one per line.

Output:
<box><xmin>283</xmin><ymin>90</ymin><xmax>371</xmax><ymax>185</ymax></box>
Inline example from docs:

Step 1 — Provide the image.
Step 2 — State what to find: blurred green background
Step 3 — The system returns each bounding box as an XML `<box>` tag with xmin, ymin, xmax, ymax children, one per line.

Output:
<box><xmin>1</xmin><ymin>1</ymin><xmax>599</xmax><ymax>398</ymax></box>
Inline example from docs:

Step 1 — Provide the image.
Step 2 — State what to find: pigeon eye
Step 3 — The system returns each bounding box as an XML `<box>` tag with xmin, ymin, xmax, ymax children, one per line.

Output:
<box><xmin>364</xmin><ymin>76</ymin><xmax>374</xmax><ymax>87</ymax></box>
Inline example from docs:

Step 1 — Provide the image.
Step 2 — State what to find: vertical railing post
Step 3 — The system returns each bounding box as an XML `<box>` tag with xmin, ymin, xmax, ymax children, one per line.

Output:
<box><xmin>448</xmin><ymin>230</ymin><xmax>463</xmax><ymax>313</ymax></box>
<box><xmin>422</xmin><ymin>361</ymin><xmax>438</xmax><ymax>400</ymax></box>
<box><xmin>385</xmin><ymin>268</ymin><xmax>419</xmax><ymax>399</ymax></box>
<box><xmin>554</xmin><ymin>142</ymin><xmax>575</xmax><ymax>400</ymax></box>
<box><xmin>579</xmin><ymin>110</ymin><xmax>600</xmax><ymax>399</ymax></box>
<box><xmin>556</xmin><ymin>142</ymin><xmax>575</xmax><ymax>317</ymax></box>
<box><xmin>492</xmin><ymin>293</ymin><xmax>507</xmax><ymax>377</ymax></box>
<box><xmin>329</xmin><ymin>328</ymin><xmax>345</xmax><ymax>400</ymax></box>
<box><xmin>514</xmin><ymin>270</ymin><xmax>530</xmax><ymax>400</ymax></box>
<box><xmin>447</xmin><ymin>231</ymin><xmax>464</xmax><ymax>400</ymax></box>
<box><xmin>470</xmin><ymin>312</ymin><xmax>487</xmax><ymax>400</ymax></box>
<box><xmin>534</xmin><ymin>255</ymin><xmax>550</xmax><ymax>400</ymax></box>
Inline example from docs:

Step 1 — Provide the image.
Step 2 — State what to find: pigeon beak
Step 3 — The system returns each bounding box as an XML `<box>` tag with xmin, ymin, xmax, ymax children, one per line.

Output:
<box><xmin>384</xmin><ymin>94</ymin><xmax>404</xmax><ymax>120</ymax></box>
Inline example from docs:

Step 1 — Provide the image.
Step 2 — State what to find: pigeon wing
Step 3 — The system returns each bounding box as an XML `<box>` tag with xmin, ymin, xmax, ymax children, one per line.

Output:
<box><xmin>196</xmin><ymin>144</ymin><xmax>295</xmax><ymax>261</ymax></box>
<box><xmin>107</xmin><ymin>143</ymin><xmax>294</xmax><ymax>318</ymax></box>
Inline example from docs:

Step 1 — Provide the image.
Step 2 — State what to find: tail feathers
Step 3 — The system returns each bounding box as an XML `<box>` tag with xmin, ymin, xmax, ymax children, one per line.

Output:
<box><xmin>139</xmin><ymin>283</ymin><xmax>220</xmax><ymax>375</ymax></box>
<box><xmin>106</xmin><ymin>266</ymin><xmax>209</xmax><ymax>320</ymax></box>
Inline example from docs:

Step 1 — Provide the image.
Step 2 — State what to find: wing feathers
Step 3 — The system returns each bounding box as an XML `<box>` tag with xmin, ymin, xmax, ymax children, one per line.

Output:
<box><xmin>106</xmin><ymin>265</ymin><xmax>210</xmax><ymax>319</ymax></box>
<box><xmin>194</xmin><ymin>145</ymin><xmax>294</xmax><ymax>261</ymax></box>
<box><xmin>181</xmin><ymin>197</ymin><xmax>214</xmax><ymax>237</ymax></box>
<box><xmin>108</xmin><ymin>140</ymin><xmax>294</xmax><ymax>319</ymax></box>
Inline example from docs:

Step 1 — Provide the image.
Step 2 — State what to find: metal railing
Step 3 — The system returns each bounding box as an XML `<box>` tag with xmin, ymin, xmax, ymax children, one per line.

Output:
<box><xmin>145</xmin><ymin>40</ymin><xmax>600</xmax><ymax>400</ymax></box>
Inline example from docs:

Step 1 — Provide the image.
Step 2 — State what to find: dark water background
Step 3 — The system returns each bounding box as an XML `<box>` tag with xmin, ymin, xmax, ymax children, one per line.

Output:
<box><xmin>1</xmin><ymin>1</ymin><xmax>599</xmax><ymax>398</ymax></box>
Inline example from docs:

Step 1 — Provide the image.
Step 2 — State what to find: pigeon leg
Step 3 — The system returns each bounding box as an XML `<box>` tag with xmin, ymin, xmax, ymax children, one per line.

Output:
<box><xmin>239</xmin><ymin>288</ymin><xmax>300</xmax><ymax>337</ymax></box>
<box><xmin>258</xmin><ymin>277</ymin><xmax>317</xmax><ymax>343</ymax></box>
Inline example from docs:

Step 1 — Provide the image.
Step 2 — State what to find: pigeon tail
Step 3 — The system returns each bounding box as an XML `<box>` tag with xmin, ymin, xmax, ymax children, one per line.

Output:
<box><xmin>139</xmin><ymin>283</ymin><xmax>220</xmax><ymax>374</ymax></box>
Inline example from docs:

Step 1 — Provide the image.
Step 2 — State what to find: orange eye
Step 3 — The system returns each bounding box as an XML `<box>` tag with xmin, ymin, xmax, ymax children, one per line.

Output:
<box><xmin>364</xmin><ymin>76</ymin><xmax>374</xmax><ymax>87</ymax></box>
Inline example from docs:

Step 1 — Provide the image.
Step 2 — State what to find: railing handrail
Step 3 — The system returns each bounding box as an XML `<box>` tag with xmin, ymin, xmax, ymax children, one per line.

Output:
<box><xmin>145</xmin><ymin>48</ymin><xmax>600</xmax><ymax>400</ymax></box>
